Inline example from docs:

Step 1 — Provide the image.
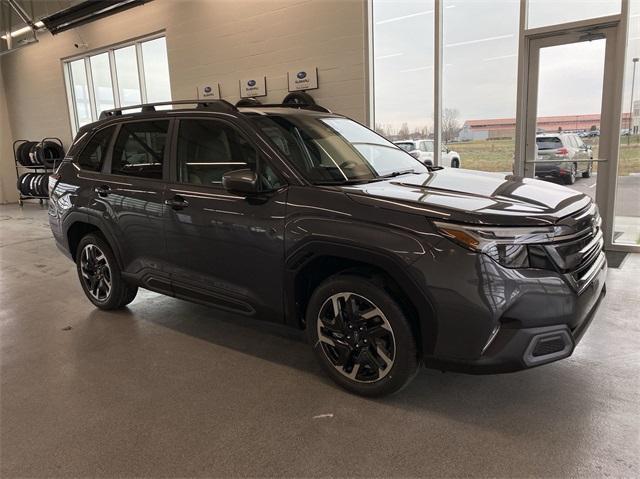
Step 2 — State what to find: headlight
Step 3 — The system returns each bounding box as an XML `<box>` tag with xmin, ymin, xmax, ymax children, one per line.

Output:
<box><xmin>433</xmin><ymin>221</ymin><xmax>566</xmax><ymax>268</ymax></box>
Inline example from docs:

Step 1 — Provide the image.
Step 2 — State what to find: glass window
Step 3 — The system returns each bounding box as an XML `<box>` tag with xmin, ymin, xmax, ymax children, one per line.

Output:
<box><xmin>443</xmin><ymin>0</ymin><xmax>520</xmax><ymax>172</ymax></box>
<box><xmin>64</xmin><ymin>36</ymin><xmax>171</xmax><ymax>135</ymax></box>
<box><xmin>114</xmin><ymin>46</ymin><xmax>141</xmax><ymax>107</ymax></box>
<box><xmin>395</xmin><ymin>141</ymin><xmax>415</xmax><ymax>152</ymax></box>
<box><xmin>69</xmin><ymin>60</ymin><xmax>92</xmax><ymax>128</ymax></box>
<box><xmin>527</xmin><ymin>0</ymin><xmax>621</xmax><ymax>30</ymax></box>
<box><xmin>141</xmin><ymin>37</ymin><xmax>171</xmax><ymax>104</ymax></box>
<box><xmin>176</xmin><ymin>119</ymin><xmax>282</xmax><ymax>190</ymax></box>
<box><xmin>372</xmin><ymin>0</ymin><xmax>435</xmax><ymax>141</ymax></box>
<box><xmin>536</xmin><ymin>136</ymin><xmax>562</xmax><ymax>150</ymax></box>
<box><xmin>77</xmin><ymin>126</ymin><xmax>115</xmax><ymax>172</ymax></box>
<box><xmin>613</xmin><ymin>0</ymin><xmax>640</xmax><ymax>245</ymax></box>
<box><xmin>251</xmin><ymin>115</ymin><xmax>426</xmax><ymax>184</ymax></box>
<box><xmin>111</xmin><ymin>121</ymin><xmax>169</xmax><ymax>179</ymax></box>
<box><xmin>89</xmin><ymin>53</ymin><xmax>115</xmax><ymax>116</ymax></box>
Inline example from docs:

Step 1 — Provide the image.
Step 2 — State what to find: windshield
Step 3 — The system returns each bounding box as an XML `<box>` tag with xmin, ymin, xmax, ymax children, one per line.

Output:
<box><xmin>395</xmin><ymin>142</ymin><xmax>415</xmax><ymax>152</ymax></box>
<box><xmin>251</xmin><ymin>115</ymin><xmax>426</xmax><ymax>184</ymax></box>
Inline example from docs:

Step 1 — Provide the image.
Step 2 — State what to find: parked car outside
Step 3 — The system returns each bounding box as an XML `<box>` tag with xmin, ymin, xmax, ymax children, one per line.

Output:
<box><xmin>393</xmin><ymin>139</ymin><xmax>461</xmax><ymax>168</ymax></box>
<box><xmin>535</xmin><ymin>133</ymin><xmax>594</xmax><ymax>185</ymax></box>
<box><xmin>49</xmin><ymin>100</ymin><xmax>606</xmax><ymax>397</ymax></box>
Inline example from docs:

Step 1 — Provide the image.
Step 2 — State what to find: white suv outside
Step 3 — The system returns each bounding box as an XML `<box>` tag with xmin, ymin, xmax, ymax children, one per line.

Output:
<box><xmin>394</xmin><ymin>139</ymin><xmax>461</xmax><ymax>168</ymax></box>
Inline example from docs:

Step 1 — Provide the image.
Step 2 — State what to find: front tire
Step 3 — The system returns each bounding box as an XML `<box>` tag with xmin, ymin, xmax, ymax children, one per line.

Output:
<box><xmin>76</xmin><ymin>234</ymin><xmax>138</xmax><ymax>310</ymax></box>
<box><xmin>306</xmin><ymin>274</ymin><xmax>419</xmax><ymax>397</ymax></box>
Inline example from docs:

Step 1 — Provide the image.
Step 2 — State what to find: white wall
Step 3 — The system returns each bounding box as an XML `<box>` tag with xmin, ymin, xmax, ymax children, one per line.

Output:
<box><xmin>0</xmin><ymin>0</ymin><xmax>369</xmax><ymax>203</ymax></box>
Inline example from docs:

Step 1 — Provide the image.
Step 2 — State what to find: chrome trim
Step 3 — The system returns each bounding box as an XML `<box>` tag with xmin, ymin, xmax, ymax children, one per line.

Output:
<box><xmin>566</xmin><ymin>251</ymin><xmax>606</xmax><ymax>294</ymax></box>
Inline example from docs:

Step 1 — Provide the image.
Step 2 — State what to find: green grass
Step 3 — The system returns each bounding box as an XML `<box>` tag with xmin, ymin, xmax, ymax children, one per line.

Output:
<box><xmin>452</xmin><ymin>135</ymin><xmax>640</xmax><ymax>175</ymax></box>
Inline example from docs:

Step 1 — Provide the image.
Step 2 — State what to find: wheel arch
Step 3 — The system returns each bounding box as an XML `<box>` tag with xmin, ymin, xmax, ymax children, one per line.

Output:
<box><xmin>64</xmin><ymin>213</ymin><xmax>124</xmax><ymax>269</ymax></box>
<box><xmin>285</xmin><ymin>240</ymin><xmax>437</xmax><ymax>357</ymax></box>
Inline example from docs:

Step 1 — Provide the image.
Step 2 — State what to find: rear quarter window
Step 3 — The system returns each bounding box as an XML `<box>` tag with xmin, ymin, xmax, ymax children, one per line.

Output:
<box><xmin>76</xmin><ymin>126</ymin><xmax>116</xmax><ymax>171</ymax></box>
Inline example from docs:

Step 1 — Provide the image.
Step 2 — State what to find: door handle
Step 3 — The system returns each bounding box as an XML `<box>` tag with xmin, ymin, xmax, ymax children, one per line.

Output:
<box><xmin>94</xmin><ymin>185</ymin><xmax>110</xmax><ymax>197</ymax></box>
<box><xmin>164</xmin><ymin>195</ymin><xmax>189</xmax><ymax>210</ymax></box>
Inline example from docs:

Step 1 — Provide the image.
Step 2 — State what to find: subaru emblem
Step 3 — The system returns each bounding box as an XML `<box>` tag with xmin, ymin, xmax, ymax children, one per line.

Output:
<box><xmin>248</xmin><ymin>80</ymin><xmax>256</xmax><ymax>87</ymax></box>
<box><xmin>297</xmin><ymin>71</ymin><xmax>307</xmax><ymax>79</ymax></box>
<box><xmin>204</xmin><ymin>86</ymin><xmax>212</xmax><ymax>93</ymax></box>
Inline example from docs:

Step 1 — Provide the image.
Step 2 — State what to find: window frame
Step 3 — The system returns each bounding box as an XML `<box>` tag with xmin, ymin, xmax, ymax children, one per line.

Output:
<box><xmin>171</xmin><ymin>116</ymin><xmax>286</xmax><ymax>192</ymax></box>
<box><xmin>63</xmin><ymin>33</ymin><xmax>170</xmax><ymax>137</ymax></box>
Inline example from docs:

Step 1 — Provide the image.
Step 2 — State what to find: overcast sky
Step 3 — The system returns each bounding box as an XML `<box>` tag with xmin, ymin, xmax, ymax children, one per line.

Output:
<box><xmin>373</xmin><ymin>0</ymin><xmax>640</xmax><ymax>129</ymax></box>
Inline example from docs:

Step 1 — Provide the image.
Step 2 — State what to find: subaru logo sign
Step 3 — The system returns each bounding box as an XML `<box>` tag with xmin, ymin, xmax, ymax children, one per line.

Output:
<box><xmin>204</xmin><ymin>86</ymin><xmax>212</xmax><ymax>93</ymax></box>
<box><xmin>247</xmin><ymin>79</ymin><xmax>256</xmax><ymax>87</ymax></box>
<box><xmin>297</xmin><ymin>71</ymin><xmax>307</xmax><ymax>80</ymax></box>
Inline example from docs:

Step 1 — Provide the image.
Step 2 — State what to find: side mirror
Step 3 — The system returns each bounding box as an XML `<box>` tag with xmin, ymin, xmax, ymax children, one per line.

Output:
<box><xmin>222</xmin><ymin>169</ymin><xmax>258</xmax><ymax>194</ymax></box>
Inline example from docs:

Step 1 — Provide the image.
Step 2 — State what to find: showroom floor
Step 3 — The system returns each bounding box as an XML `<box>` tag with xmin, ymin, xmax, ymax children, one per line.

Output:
<box><xmin>1</xmin><ymin>203</ymin><xmax>639</xmax><ymax>478</ymax></box>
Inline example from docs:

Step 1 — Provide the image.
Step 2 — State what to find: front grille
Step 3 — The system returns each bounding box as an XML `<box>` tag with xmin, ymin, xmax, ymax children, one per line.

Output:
<box><xmin>544</xmin><ymin>203</ymin><xmax>605</xmax><ymax>293</ymax></box>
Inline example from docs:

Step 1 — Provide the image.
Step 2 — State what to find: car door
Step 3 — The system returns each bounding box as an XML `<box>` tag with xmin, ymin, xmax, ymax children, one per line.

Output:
<box><xmin>163</xmin><ymin>116</ymin><xmax>287</xmax><ymax>321</ymax></box>
<box><xmin>96</xmin><ymin>118</ymin><xmax>172</xmax><ymax>291</ymax></box>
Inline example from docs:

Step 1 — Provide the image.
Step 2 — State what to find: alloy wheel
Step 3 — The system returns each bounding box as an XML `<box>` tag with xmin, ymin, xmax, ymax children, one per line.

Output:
<box><xmin>316</xmin><ymin>292</ymin><xmax>396</xmax><ymax>383</ymax></box>
<box><xmin>80</xmin><ymin>244</ymin><xmax>112</xmax><ymax>301</ymax></box>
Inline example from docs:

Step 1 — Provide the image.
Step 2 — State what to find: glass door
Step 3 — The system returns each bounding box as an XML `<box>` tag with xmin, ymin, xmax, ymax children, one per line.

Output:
<box><xmin>518</xmin><ymin>19</ymin><xmax>632</xmax><ymax>251</ymax></box>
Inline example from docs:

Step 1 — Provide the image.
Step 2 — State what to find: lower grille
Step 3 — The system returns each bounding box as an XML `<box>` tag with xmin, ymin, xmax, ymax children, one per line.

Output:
<box><xmin>532</xmin><ymin>337</ymin><xmax>567</xmax><ymax>357</ymax></box>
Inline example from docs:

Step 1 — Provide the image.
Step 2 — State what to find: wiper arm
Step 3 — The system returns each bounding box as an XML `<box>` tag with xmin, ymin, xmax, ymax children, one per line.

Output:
<box><xmin>378</xmin><ymin>169</ymin><xmax>416</xmax><ymax>179</ymax></box>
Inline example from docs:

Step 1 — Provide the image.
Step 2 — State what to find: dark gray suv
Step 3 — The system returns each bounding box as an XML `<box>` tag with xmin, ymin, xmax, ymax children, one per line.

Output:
<box><xmin>49</xmin><ymin>99</ymin><xmax>607</xmax><ymax>396</ymax></box>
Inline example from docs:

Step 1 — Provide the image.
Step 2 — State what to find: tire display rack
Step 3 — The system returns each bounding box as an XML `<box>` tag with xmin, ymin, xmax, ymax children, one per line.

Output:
<box><xmin>13</xmin><ymin>138</ymin><xmax>64</xmax><ymax>206</ymax></box>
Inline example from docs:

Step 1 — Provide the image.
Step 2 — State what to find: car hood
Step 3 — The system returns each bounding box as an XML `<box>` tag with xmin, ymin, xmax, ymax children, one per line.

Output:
<box><xmin>343</xmin><ymin>168</ymin><xmax>592</xmax><ymax>226</ymax></box>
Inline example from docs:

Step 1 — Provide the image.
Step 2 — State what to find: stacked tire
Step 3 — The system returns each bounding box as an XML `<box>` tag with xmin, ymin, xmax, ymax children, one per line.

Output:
<box><xmin>16</xmin><ymin>140</ymin><xmax>64</xmax><ymax>169</ymax></box>
<box><xmin>17</xmin><ymin>173</ymin><xmax>48</xmax><ymax>197</ymax></box>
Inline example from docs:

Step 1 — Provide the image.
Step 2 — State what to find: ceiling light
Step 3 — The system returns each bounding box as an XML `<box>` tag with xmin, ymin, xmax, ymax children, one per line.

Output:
<box><xmin>1</xmin><ymin>21</ymin><xmax>44</xmax><ymax>40</ymax></box>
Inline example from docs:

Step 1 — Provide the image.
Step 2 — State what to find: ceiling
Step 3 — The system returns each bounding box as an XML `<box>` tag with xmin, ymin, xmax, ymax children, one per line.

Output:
<box><xmin>0</xmin><ymin>1</ymin><xmax>83</xmax><ymax>32</ymax></box>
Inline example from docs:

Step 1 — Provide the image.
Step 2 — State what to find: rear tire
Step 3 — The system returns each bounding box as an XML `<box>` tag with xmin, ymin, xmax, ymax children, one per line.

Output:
<box><xmin>451</xmin><ymin>158</ymin><xmax>460</xmax><ymax>168</ymax></box>
<box><xmin>563</xmin><ymin>163</ymin><xmax>577</xmax><ymax>185</ymax></box>
<box><xmin>76</xmin><ymin>234</ymin><xmax>138</xmax><ymax>310</ymax></box>
<box><xmin>306</xmin><ymin>274</ymin><xmax>419</xmax><ymax>397</ymax></box>
<box><xmin>582</xmin><ymin>161</ymin><xmax>593</xmax><ymax>178</ymax></box>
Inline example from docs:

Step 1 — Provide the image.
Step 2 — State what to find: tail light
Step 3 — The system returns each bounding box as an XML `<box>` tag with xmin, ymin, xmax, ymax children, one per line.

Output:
<box><xmin>48</xmin><ymin>174</ymin><xmax>60</xmax><ymax>196</ymax></box>
<box><xmin>556</xmin><ymin>147</ymin><xmax>569</xmax><ymax>156</ymax></box>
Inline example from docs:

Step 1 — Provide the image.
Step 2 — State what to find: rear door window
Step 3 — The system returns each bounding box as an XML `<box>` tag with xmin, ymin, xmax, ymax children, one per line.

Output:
<box><xmin>536</xmin><ymin>136</ymin><xmax>562</xmax><ymax>150</ymax></box>
<box><xmin>77</xmin><ymin>126</ymin><xmax>116</xmax><ymax>172</ymax></box>
<box><xmin>111</xmin><ymin>120</ymin><xmax>169</xmax><ymax>179</ymax></box>
<box><xmin>395</xmin><ymin>142</ymin><xmax>414</xmax><ymax>152</ymax></box>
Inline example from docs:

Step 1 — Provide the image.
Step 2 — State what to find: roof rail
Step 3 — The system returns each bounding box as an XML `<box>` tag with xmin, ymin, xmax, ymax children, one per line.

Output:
<box><xmin>98</xmin><ymin>99</ymin><xmax>237</xmax><ymax>120</ymax></box>
<box><xmin>242</xmin><ymin>103</ymin><xmax>332</xmax><ymax>113</ymax></box>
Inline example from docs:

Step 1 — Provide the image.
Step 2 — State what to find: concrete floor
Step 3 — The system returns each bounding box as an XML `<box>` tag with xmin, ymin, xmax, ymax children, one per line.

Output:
<box><xmin>1</xmin><ymin>203</ymin><xmax>639</xmax><ymax>478</ymax></box>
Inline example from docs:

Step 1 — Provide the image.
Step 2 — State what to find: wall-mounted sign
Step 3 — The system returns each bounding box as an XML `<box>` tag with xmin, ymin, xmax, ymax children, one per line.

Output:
<box><xmin>239</xmin><ymin>76</ymin><xmax>267</xmax><ymax>98</ymax></box>
<box><xmin>197</xmin><ymin>83</ymin><xmax>221</xmax><ymax>100</ymax></box>
<box><xmin>287</xmin><ymin>66</ymin><xmax>318</xmax><ymax>92</ymax></box>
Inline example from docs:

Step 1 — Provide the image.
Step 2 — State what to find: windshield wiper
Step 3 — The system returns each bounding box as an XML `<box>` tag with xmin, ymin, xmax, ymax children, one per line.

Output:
<box><xmin>378</xmin><ymin>169</ymin><xmax>417</xmax><ymax>179</ymax></box>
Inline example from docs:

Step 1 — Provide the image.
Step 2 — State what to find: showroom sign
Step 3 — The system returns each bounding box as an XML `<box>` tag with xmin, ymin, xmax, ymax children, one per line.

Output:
<box><xmin>239</xmin><ymin>76</ymin><xmax>267</xmax><ymax>98</ymax></box>
<box><xmin>287</xmin><ymin>66</ymin><xmax>318</xmax><ymax>92</ymax></box>
<box><xmin>197</xmin><ymin>82</ymin><xmax>221</xmax><ymax>100</ymax></box>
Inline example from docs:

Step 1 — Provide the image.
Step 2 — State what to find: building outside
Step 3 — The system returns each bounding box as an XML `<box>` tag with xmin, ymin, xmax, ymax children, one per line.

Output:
<box><xmin>459</xmin><ymin>113</ymin><xmax>632</xmax><ymax>141</ymax></box>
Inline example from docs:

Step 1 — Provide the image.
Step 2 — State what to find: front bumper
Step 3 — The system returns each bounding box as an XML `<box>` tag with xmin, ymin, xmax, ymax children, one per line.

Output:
<box><xmin>414</xmin><ymin>239</ymin><xmax>607</xmax><ymax>374</ymax></box>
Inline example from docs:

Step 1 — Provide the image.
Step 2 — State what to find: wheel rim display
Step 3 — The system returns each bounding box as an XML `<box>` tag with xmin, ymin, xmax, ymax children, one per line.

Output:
<box><xmin>316</xmin><ymin>292</ymin><xmax>396</xmax><ymax>383</ymax></box>
<box><xmin>80</xmin><ymin>244</ymin><xmax>112</xmax><ymax>301</ymax></box>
